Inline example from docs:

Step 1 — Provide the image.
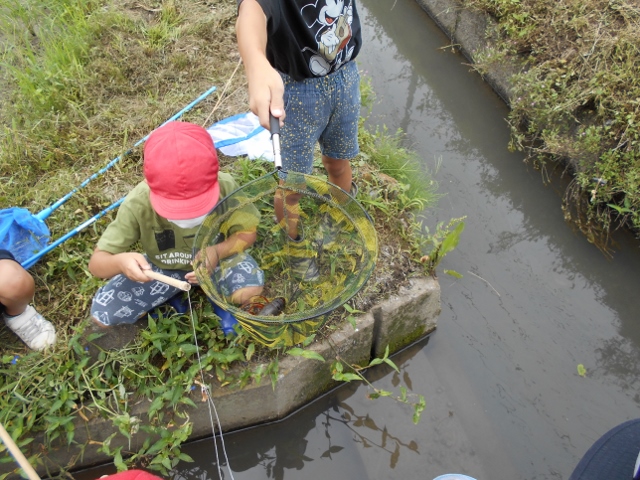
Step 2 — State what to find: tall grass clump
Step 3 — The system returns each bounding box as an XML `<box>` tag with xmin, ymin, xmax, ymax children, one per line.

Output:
<box><xmin>357</xmin><ymin>77</ymin><xmax>439</xmax><ymax>210</ymax></box>
<box><xmin>0</xmin><ymin>0</ymin><xmax>98</xmax><ymax>118</ymax></box>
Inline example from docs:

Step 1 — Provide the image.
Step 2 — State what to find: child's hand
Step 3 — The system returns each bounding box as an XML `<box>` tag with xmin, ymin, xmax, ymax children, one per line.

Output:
<box><xmin>237</xmin><ymin>0</ymin><xmax>285</xmax><ymax>128</ymax></box>
<box><xmin>116</xmin><ymin>252</ymin><xmax>154</xmax><ymax>282</ymax></box>
<box><xmin>184</xmin><ymin>271</ymin><xmax>200</xmax><ymax>285</ymax></box>
<box><xmin>247</xmin><ymin>62</ymin><xmax>285</xmax><ymax>129</ymax></box>
<box><xmin>192</xmin><ymin>246</ymin><xmax>219</xmax><ymax>274</ymax></box>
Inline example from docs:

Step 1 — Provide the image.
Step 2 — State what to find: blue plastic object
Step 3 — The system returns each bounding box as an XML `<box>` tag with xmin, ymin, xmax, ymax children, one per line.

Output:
<box><xmin>149</xmin><ymin>294</ymin><xmax>190</xmax><ymax>319</ymax></box>
<box><xmin>167</xmin><ymin>295</ymin><xmax>190</xmax><ymax>314</ymax></box>
<box><xmin>0</xmin><ymin>208</ymin><xmax>50</xmax><ymax>265</ymax></box>
<box><xmin>210</xmin><ymin>300</ymin><xmax>239</xmax><ymax>336</ymax></box>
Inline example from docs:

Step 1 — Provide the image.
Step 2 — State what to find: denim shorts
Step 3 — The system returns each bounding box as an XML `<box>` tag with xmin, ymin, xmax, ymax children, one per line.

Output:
<box><xmin>279</xmin><ymin>60</ymin><xmax>361</xmax><ymax>174</ymax></box>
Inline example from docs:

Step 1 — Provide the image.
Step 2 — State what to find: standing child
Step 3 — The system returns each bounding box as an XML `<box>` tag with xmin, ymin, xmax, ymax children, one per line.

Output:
<box><xmin>1</xmin><ymin>250</ymin><xmax>56</xmax><ymax>350</ymax></box>
<box><xmin>88</xmin><ymin>121</ymin><xmax>264</xmax><ymax>327</ymax></box>
<box><xmin>236</xmin><ymin>0</ymin><xmax>361</xmax><ymax>280</ymax></box>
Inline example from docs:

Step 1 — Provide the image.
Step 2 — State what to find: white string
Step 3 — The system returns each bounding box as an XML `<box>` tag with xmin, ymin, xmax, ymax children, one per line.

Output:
<box><xmin>187</xmin><ymin>291</ymin><xmax>235</xmax><ymax>480</ymax></box>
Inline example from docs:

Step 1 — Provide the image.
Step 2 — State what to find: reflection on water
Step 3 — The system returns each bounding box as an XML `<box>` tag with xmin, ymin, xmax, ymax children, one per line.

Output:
<box><xmin>168</xmin><ymin>341</ymin><xmax>429</xmax><ymax>480</ymax></box>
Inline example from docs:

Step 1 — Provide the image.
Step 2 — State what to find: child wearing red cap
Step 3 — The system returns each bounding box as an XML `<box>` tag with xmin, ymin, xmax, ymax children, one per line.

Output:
<box><xmin>88</xmin><ymin>121</ymin><xmax>264</xmax><ymax>327</ymax></box>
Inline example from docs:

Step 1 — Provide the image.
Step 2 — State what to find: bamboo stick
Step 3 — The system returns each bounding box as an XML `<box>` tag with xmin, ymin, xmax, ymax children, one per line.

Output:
<box><xmin>145</xmin><ymin>270</ymin><xmax>191</xmax><ymax>291</ymax></box>
<box><xmin>0</xmin><ymin>422</ymin><xmax>40</xmax><ymax>480</ymax></box>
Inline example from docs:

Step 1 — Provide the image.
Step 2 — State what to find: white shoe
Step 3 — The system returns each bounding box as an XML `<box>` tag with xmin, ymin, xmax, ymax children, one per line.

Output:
<box><xmin>4</xmin><ymin>305</ymin><xmax>57</xmax><ymax>351</ymax></box>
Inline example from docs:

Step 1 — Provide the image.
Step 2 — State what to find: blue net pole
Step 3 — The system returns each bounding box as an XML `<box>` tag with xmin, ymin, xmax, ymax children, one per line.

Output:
<box><xmin>21</xmin><ymin>197</ymin><xmax>125</xmax><ymax>269</ymax></box>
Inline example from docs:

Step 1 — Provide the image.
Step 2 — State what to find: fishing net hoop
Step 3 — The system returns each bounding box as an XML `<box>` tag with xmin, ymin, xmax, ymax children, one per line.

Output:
<box><xmin>193</xmin><ymin>170</ymin><xmax>378</xmax><ymax>326</ymax></box>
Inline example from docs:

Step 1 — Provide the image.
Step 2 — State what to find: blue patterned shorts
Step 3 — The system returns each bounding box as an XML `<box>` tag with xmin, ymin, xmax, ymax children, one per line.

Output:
<box><xmin>213</xmin><ymin>251</ymin><xmax>264</xmax><ymax>298</ymax></box>
<box><xmin>90</xmin><ymin>252</ymin><xmax>263</xmax><ymax>326</ymax></box>
<box><xmin>279</xmin><ymin>60</ymin><xmax>361</xmax><ymax>174</ymax></box>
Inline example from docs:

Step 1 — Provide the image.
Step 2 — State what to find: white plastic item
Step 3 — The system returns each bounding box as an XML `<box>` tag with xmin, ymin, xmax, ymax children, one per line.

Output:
<box><xmin>207</xmin><ymin>112</ymin><xmax>273</xmax><ymax>161</ymax></box>
<box><xmin>433</xmin><ymin>475</ymin><xmax>478</xmax><ymax>480</ymax></box>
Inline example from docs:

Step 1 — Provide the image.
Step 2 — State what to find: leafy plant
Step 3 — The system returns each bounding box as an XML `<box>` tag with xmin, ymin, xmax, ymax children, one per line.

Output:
<box><xmin>286</xmin><ymin>343</ymin><xmax>426</xmax><ymax>425</ymax></box>
<box><xmin>414</xmin><ymin>217</ymin><xmax>466</xmax><ymax>278</ymax></box>
<box><xmin>467</xmin><ymin>0</ymin><xmax>640</xmax><ymax>248</ymax></box>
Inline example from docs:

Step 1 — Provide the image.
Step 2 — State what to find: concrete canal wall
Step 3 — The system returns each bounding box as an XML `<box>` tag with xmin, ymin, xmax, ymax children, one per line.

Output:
<box><xmin>414</xmin><ymin>0</ymin><xmax>523</xmax><ymax>106</ymax></box>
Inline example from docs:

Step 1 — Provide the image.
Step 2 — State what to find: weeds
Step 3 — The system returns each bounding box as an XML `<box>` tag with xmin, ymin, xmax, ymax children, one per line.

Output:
<box><xmin>467</xmin><ymin>0</ymin><xmax>640</xmax><ymax>249</ymax></box>
<box><xmin>0</xmin><ymin>0</ymin><xmax>459</xmax><ymax>475</ymax></box>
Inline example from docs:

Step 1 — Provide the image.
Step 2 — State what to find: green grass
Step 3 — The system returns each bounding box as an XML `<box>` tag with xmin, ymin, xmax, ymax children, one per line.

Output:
<box><xmin>0</xmin><ymin>0</ymin><xmax>96</xmax><ymax>118</ymax></box>
<box><xmin>0</xmin><ymin>0</ymin><xmax>450</xmax><ymax>475</ymax></box>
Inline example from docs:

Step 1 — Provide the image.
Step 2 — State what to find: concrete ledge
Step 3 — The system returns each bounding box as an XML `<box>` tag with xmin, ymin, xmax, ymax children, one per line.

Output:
<box><xmin>3</xmin><ymin>277</ymin><xmax>440</xmax><ymax>478</ymax></box>
<box><xmin>415</xmin><ymin>0</ymin><xmax>525</xmax><ymax>105</ymax></box>
<box><xmin>372</xmin><ymin>277</ymin><xmax>441</xmax><ymax>358</ymax></box>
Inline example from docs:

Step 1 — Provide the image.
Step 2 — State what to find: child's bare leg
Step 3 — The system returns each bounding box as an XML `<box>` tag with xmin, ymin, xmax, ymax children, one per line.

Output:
<box><xmin>0</xmin><ymin>259</ymin><xmax>35</xmax><ymax>316</ymax></box>
<box><xmin>230</xmin><ymin>285</ymin><xmax>264</xmax><ymax>306</ymax></box>
<box><xmin>274</xmin><ymin>188</ymin><xmax>303</xmax><ymax>240</ymax></box>
<box><xmin>1</xmin><ymin>259</ymin><xmax>56</xmax><ymax>350</ymax></box>
<box><xmin>322</xmin><ymin>155</ymin><xmax>352</xmax><ymax>193</ymax></box>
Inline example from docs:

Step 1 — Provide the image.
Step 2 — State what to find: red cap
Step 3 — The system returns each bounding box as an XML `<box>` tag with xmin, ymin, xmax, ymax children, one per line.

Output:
<box><xmin>97</xmin><ymin>469</ymin><xmax>164</xmax><ymax>480</ymax></box>
<box><xmin>143</xmin><ymin>121</ymin><xmax>220</xmax><ymax>220</ymax></box>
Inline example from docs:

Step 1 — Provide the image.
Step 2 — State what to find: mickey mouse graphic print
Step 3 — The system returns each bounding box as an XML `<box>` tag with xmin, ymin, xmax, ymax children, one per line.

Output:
<box><xmin>249</xmin><ymin>0</ymin><xmax>362</xmax><ymax>80</ymax></box>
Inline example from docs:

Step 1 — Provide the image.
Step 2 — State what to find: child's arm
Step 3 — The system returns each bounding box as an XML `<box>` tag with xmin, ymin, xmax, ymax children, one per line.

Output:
<box><xmin>236</xmin><ymin>0</ymin><xmax>285</xmax><ymax>129</ymax></box>
<box><xmin>186</xmin><ymin>230</ymin><xmax>257</xmax><ymax>284</ymax></box>
<box><xmin>212</xmin><ymin>230</ymin><xmax>258</xmax><ymax>261</ymax></box>
<box><xmin>88</xmin><ymin>248</ymin><xmax>154</xmax><ymax>283</ymax></box>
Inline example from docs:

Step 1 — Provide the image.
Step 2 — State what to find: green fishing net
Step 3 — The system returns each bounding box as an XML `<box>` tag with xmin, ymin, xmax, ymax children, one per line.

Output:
<box><xmin>193</xmin><ymin>170</ymin><xmax>378</xmax><ymax>348</ymax></box>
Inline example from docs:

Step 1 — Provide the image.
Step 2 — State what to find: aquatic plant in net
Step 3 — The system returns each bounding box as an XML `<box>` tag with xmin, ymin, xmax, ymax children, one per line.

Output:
<box><xmin>193</xmin><ymin>171</ymin><xmax>378</xmax><ymax>348</ymax></box>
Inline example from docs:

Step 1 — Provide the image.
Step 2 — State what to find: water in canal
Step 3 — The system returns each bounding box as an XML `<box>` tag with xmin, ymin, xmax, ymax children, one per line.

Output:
<box><xmin>78</xmin><ymin>0</ymin><xmax>640</xmax><ymax>479</ymax></box>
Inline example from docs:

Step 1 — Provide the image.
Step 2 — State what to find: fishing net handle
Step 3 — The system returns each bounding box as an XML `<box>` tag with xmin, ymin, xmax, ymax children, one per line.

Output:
<box><xmin>145</xmin><ymin>270</ymin><xmax>191</xmax><ymax>291</ymax></box>
<box><xmin>270</xmin><ymin>114</ymin><xmax>283</xmax><ymax>171</ymax></box>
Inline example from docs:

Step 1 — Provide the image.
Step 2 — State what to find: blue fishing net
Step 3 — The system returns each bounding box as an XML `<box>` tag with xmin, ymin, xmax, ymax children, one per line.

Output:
<box><xmin>0</xmin><ymin>207</ymin><xmax>50</xmax><ymax>266</ymax></box>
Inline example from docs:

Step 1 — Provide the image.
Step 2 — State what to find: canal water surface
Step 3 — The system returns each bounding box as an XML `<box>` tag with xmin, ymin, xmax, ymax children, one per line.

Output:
<box><xmin>78</xmin><ymin>0</ymin><xmax>640</xmax><ymax>479</ymax></box>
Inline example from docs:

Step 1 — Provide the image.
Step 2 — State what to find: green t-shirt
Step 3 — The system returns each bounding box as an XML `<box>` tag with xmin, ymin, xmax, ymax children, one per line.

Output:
<box><xmin>97</xmin><ymin>172</ymin><xmax>260</xmax><ymax>270</ymax></box>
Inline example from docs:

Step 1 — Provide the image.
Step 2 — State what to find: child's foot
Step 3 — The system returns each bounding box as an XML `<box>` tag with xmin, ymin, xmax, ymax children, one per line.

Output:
<box><xmin>4</xmin><ymin>305</ymin><xmax>56</xmax><ymax>351</ymax></box>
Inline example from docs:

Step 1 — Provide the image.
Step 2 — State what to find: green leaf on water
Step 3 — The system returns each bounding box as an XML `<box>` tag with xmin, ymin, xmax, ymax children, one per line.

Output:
<box><xmin>440</xmin><ymin>221</ymin><xmax>465</xmax><ymax>256</ymax></box>
<box><xmin>383</xmin><ymin>358</ymin><xmax>400</xmax><ymax>373</ymax></box>
<box><xmin>413</xmin><ymin>395</ymin><xmax>426</xmax><ymax>424</ymax></box>
<box><xmin>444</xmin><ymin>269</ymin><xmax>463</xmax><ymax>278</ymax></box>
<box><xmin>577</xmin><ymin>364</ymin><xmax>587</xmax><ymax>377</ymax></box>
